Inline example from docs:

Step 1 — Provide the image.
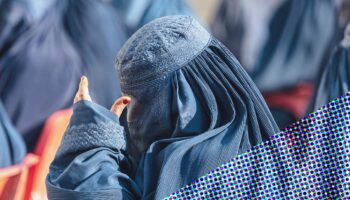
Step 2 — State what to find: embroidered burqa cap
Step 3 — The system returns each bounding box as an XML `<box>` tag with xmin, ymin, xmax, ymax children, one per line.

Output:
<box><xmin>116</xmin><ymin>16</ymin><xmax>279</xmax><ymax>199</ymax></box>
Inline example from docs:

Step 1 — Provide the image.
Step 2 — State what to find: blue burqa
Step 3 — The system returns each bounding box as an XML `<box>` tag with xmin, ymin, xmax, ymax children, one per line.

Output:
<box><xmin>312</xmin><ymin>23</ymin><xmax>350</xmax><ymax>111</ymax></box>
<box><xmin>0</xmin><ymin>100</ymin><xmax>26</xmax><ymax>168</ymax></box>
<box><xmin>0</xmin><ymin>0</ymin><xmax>127</xmax><ymax>150</ymax></box>
<box><xmin>47</xmin><ymin>16</ymin><xmax>279</xmax><ymax>200</ymax></box>
<box><xmin>252</xmin><ymin>0</ymin><xmax>336</xmax><ymax>92</ymax></box>
<box><xmin>112</xmin><ymin>0</ymin><xmax>195</xmax><ymax>34</ymax></box>
<box><xmin>0</xmin><ymin>0</ymin><xmax>30</xmax><ymax>58</ymax></box>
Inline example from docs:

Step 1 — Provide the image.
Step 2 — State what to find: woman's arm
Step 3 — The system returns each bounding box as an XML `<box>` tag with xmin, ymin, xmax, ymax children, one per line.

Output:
<box><xmin>46</xmin><ymin>96</ymin><xmax>140</xmax><ymax>199</ymax></box>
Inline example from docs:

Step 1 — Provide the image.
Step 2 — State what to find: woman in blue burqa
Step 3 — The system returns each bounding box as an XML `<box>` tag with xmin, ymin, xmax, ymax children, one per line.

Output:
<box><xmin>46</xmin><ymin>16</ymin><xmax>279</xmax><ymax>200</ymax></box>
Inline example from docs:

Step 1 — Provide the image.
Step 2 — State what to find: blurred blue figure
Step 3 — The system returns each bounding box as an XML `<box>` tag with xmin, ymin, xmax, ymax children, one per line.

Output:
<box><xmin>252</xmin><ymin>0</ymin><xmax>337</xmax><ymax>92</ymax></box>
<box><xmin>0</xmin><ymin>0</ymin><xmax>30</xmax><ymax>58</ymax></box>
<box><xmin>252</xmin><ymin>0</ymin><xmax>337</xmax><ymax>128</ymax></box>
<box><xmin>25</xmin><ymin>0</ymin><xmax>55</xmax><ymax>20</ymax></box>
<box><xmin>212</xmin><ymin>0</ymin><xmax>337</xmax><ymax>91</ymax></box>
<box><xmin>0</xmin><ymin>0</ymin><xmax>57</xmax><ymax>58</ymax></box>
<box><xmin>312</xmin><ymin>23</ymin><xmax>350</xmax><ymax>111</ymax></box>
<box><xmin>211</xmin><ymin>0</ymin><xmax>285</xmax><ymax>69</ymax></box>
<box><xmin>62</xmin><ymin>0</ymin><xmax>128</xmax><ymax>108</ymax></box>
<box><xmin>0</xmin><ymin>100</ymin><xmax>26</xmax><ymax>168</ymax></box>
<box><xmin>0</xmin><ymin>0</ymin><xmax>82</xmax><ymax>151</ymax></box>
<box><xmin>212</xmin><ymin>0</ymin><xmax>337</xmax><ymax>129</ymax></box>
<box><xmin>113</xmin><ymin>0</ymin><xmax>196</xmax><ymax>34</ymax></box>
<box><xmin>0</xmin><ymin>0</ymin><xmax>128</xmax><ymax>150</ymax></box>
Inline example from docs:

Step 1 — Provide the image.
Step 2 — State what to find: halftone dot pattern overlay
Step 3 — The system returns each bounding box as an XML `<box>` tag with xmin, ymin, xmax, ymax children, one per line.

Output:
<box><xmin>165</xmin><ymin>93</ymin><xmax>350</xmax><ymax>199</ymax></box>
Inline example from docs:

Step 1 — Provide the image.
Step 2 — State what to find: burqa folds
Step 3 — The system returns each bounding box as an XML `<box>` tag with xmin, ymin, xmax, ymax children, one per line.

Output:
<box><xmin>47</xmin><ymin>16</ymin><xmax>279</xmax><ymax>200</ymax></box>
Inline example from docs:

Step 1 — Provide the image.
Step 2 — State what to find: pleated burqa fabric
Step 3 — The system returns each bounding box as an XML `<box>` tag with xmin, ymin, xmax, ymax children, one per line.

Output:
<box><xmin>0</xmin><ymin>0</ymin><xmax>127</xmax><ymax>150</ymax></box>
<box><xmin>251</xmin><ymin>0</ymin><xmax>336</xmax><ymax>92</ymax></box>
<box><xmin>0</xmin><ymin>100</ymin><xmax>26</xmax><ymax>168</ymax></box>
<box><xmin>312</xmin><ymin>24</ymin><xmax>350</xmax><ymax>111</ymax></box>
<box><xmin>167</xmin><ymin>92</ymin><xmax>350</xmax><ymax>199</ymax></box>
<box><xmin>47</xmin><ymin>16</ymin><xmax>279</xmax><ymax>200</ymax></box>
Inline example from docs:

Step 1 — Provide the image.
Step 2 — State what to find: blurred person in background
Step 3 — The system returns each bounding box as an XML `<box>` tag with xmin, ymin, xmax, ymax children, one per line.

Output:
<box><xmin>311</xmin><ymin>23</ymin><xmax>350</xmax><ymax>111</ymax></box>
<box><xmin>337</xmin><ymin>0</ymin><xmax>350</xmax><ymax>40</ymax></box>
<box><xmin>0</xmin><ymin>100</ymin><xmax>26</xmax><ymax>167</ymax></box>
<box><xmin>62</xmin><ymin>0</ymin><xmax>128</xmax><ymax>109</ymax></box>
<box><xmin>46</xmin><ymin>16</ymin><xmax>279</xmax><ymax>200</ymax></box>
<box><xmin>112</xmin><ymin>0</ymin><xmax>198</xmax><ymax>35</ymax></box>
<box><xmin>211</xmin><ymin>0</ymin><xmax>285</xmax><ymax>70</ymax></box>
<box><xmin>305</xmin><ymin>0</ymin><xmax>350</xmax><ymax>114</ymax></box>
<box><xmin>0</xmin><ymin>0</ymin><xmax>30</xmax><ymax>58</ymax></box>
<box><xmin>0</xmin><ymin>0</ymin><xmax>127</xmax><ymax>151</ymax></box>
<box><xmin>212</xmin><ymin>0</ymin><xmax>337</xmax><ymax>129</ymax></box>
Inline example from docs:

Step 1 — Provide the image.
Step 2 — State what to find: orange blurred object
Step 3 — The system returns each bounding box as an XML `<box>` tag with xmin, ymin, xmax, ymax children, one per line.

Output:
<box><xmin>0</xmin><ymin>154</ymin><xmax>39</xmax><ymax>200</ymax></box>
<box><xmin>263</xmin><ymin>83</ymin><xmax>314</xmax><ymax>119</ymax></box>
<box><xmin>25</xmin><ymin>109</ymin><xmax>72</xmax><ymax>200</ymax></box>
